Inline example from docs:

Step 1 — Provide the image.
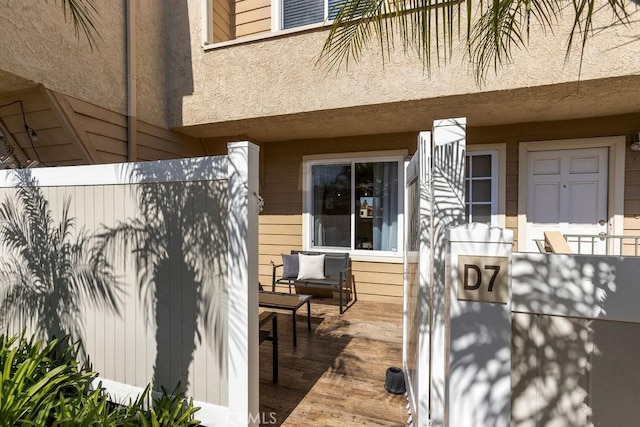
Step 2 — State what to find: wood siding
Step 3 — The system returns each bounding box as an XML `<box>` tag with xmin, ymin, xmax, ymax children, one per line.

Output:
<box><xmin>252</xmin><ymin>114</ymin><xmax>640</xmax><ymax>303</ymax></box>
<box><xmin>0</xmin><ymin>89</ymin><xmax>79</xmax><ymax>165</ymax></box>
<box><xmin>0</xmin><ymin>89</ymin><xmax>204</xmax><ymax>167</ymax></box>
<box><xmin>235</xmin><ymin>0</ymin><xmax>271</xmax><ymax>38</ymax></box>
<box><xmin>64</xmin><ymin>95</ymin><xmax>204</xmax><ymax>164</ymax></box>
<box><xmin>624</xmin><ymin>143</ymin><xmax>640</xmax><ymax>253</ymax></box>
<box><xmin>258</xmin><ymin>133</ymin><xmax>416</xmax><ymax>304</ymax></box>
<box><xmin>213</xmin><ymin>0</ymin><xmax>234</xmax><ymax>42</ymax></box>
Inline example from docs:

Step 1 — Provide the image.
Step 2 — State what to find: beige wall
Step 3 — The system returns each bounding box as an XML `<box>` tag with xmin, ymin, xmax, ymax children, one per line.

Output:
<box><xmin>471</xmin><ymin>113</ymin><xmax>640</xmax><ymax>249</ymax></box>
<box><xmin>0</xmin><ymin>1</ymin><xmax>127</xmax><ymax>115</ymax></box>
<box><xmin>213</xmin><ymin>0</ymin><xmax>234</xmax><ymax>42</ymax></box>
<box><xmin>258</xmin><ymin>133</ymin><xmax>415</xmax><ymax>303</ymax></box>
<box><xmin>0</xmin><ymin>1</ymin><xmax>196</xmax><ymax>131</ymax></box>
<box><xmin>0</xmin><ymin>87</ymin><xmax>204</xmax><ymax>167</ymax></box>
<box><xmin>181</xmin><ymin>0</ymin><xmax>640</xmax><ymax>137</ymax></box>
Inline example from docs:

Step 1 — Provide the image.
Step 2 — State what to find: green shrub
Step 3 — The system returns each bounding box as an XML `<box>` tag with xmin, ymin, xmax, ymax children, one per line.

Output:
<box><xmin>0</xmin><ymin>332</ymin><xmax>200</xmax><ymax>426</ymax></box>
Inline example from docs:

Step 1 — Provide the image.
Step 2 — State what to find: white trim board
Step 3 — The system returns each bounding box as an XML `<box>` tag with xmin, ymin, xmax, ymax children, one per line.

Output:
<box><xmin>92</xmin><ymin>377</ymin><xmax>230</xmax><ymax>427</ymax></box>
<box><xmin>517</xmin><ymin>136</ymin><xmax>625</xmax><ymax>252</ymax></box>
<box><xmin>0</xmin><ymin>156</ymin><xmax>229</xmax><ymax>188</ymax></box>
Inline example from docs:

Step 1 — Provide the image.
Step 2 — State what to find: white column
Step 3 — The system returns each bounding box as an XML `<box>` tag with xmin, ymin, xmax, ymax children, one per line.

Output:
<box><xmin>226</xmin><ymin>141</ymin><xmax>260</xmax><ymax>426</ymax></box>
<box><xmin>446</xmin><ymin>224</ymin><xmax>513</xmax><ymax>427</ymax></box>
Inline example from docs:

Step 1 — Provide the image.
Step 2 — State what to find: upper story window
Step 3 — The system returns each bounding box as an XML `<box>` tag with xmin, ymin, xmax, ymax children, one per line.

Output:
<box><xmin>206</xmin><ymin>0</ymin><xmax>354</xmax><ymax>44</ymax></box>
<box><xmin>303</xmin><ymin>152</ymin><xmax>405</xmax><ymax>257</ymax></box>
<box><xmin>282</xmin><ymin>0</ymin><xmax>342</xmax><ymax>29</ymax></box>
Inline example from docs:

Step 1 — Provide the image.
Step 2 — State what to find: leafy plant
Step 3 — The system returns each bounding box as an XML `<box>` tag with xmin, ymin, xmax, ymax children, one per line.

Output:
<box><xmin>0</xmin><ymin>332</ymin><xmax>93</xmax><ymax>425</ymax></box>
<box><xmin>120</xmin><ymin>384</ymin><xmax>201</xmax><ymax>427</ymax></box>
<box><xmin>0</xmin><ymin>332</ymin><xmax>201</xmax><ymax>426</ymax></box>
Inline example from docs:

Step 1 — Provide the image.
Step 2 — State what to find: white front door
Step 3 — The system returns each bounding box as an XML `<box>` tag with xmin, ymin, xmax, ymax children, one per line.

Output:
<box><xmin>526</xmin><ymin>147</ymin><xmax>608</xmax><ymax>253</ymax></box>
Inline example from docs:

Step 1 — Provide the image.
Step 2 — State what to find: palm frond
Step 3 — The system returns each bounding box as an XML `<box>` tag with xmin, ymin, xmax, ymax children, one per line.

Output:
<box><xmin>51</xmin><ymin>0</ymin><xmax>101</xmax><ymax>49</ymax></box>
<box><xmin>321</xmin><ymin>0</ymin><xmax>637</xmax><ymax>83</ymax></box>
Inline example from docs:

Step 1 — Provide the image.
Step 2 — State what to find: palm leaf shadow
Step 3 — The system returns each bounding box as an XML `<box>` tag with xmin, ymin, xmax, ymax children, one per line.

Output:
<box><xmin>96</xmin><ymin>160</ymin><xmax>228</xmax><ymax>397</ymax></box>
<box><xmin>0</xmin><ymin>169</ymin><xmax>120</xmax><ymax>356</ymax></box>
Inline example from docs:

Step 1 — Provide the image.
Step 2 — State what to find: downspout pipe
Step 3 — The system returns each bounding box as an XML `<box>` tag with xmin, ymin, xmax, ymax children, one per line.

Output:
<box><xmin>126</xmin><ymin>0</ymin><xmax>137</xmax><ymax>161</ymax></box>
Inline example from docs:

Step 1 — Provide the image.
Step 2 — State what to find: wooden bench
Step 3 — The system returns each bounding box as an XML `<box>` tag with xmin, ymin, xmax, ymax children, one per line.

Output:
<box><xmin>271</xmin><ymin>251</ymin><xmax>354</xmax><ymax>314</ymax></box>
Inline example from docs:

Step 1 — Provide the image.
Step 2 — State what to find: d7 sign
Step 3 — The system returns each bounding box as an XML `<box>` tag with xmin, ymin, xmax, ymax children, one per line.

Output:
<box><xmin>456</xmin><ymin>255</ymin><xmax>509</xmax><ymax>304</ymax></box>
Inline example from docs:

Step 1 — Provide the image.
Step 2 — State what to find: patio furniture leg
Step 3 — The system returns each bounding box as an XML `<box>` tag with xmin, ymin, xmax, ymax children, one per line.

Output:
<box><xmin>292</xmin><ymin>309</ymin><xmax>297</xmax><ymax>347</ymax></box>
<box><xmin>306</xmin><ymin>300</ymin><xmax>311</xmax><ymax>331</ymax></box>
<box><xmin>272</xmin><ymin>316</ymin><xmax>278</xmax><ymax>383</ymax></box>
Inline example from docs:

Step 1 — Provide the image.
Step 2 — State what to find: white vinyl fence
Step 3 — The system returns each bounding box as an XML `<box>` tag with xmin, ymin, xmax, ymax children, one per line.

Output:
<box><xmin>0</xmin><ymin>142</ymin><xmax>260</xmax><ymax>426</ymax></box>
<box><xmin>512</xmin><ymin>252</ymin><xmax>640</xmax><ymax>426</ymax></box>
<box><xmin>403</xmin><ymin>118</ymin><xmax>467</xmax><ymax>427</ymax></box>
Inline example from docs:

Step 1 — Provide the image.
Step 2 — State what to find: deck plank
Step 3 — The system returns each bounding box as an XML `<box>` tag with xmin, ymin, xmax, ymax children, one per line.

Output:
<box><xmin>259</xmin><ymin>300</ymin><xmax>407</xmax><ymax>426</ymax></box>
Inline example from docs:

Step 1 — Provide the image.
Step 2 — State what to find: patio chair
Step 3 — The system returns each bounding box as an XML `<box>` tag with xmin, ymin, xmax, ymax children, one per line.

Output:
<box><xmin>544</xmin><ymin>231</ymin><xmax>573</xmax><ymax>254</ymax></box>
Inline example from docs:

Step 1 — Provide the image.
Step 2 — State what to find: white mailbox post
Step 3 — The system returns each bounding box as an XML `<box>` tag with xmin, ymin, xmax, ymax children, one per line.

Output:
<box><xmin>446</xmin><ymin>224</ymin><xmax>513</xmax><ymax>427</ymax></box>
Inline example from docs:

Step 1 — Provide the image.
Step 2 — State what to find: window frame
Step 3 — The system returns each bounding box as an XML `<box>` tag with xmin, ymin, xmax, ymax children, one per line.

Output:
<box><xmin>302</xmin><ymin>150</ymin><xmax>407</xmax><ymax>261</ymax></box>
<box><xmin>465</xmin><ymin>144</ymin><xmax>507</xmax><ymax>228</ymax></box>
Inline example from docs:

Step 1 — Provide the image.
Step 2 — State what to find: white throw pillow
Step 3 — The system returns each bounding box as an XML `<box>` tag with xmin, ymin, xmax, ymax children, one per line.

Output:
<box><xmin>296</xmin><ymin>253</ymin><xmax>326</xmax><ymax>280</ymax></box>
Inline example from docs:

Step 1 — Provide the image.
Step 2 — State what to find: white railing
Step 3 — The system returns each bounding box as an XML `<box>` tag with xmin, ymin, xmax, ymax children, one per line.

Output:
<box><xmin>564</xmin><ymin>233</ymin><xmax>640</xmax><ymax>256</ymax></box>
<box><xmin>535</xmin><ymin>234</ymin><xmax>640</xmax><ymax>256</ymax></box>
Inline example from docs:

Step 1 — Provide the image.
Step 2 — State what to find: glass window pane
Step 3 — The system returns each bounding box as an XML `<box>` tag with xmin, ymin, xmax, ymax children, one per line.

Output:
<box><xmin>472</xmin><ymin>155</ymin><xmax>492</xmax><ymax>177</ymax></box>
<box><xmin>465</xmin><ymin>180</ymin><xmax>470</xmax><ymax>200</ymax></box>
<box><xmin>355</xmin><ymin>161</ymin><xmax>398</xmax><ymax>251</ymax></box>
<box><xmin>471</xmin><ymin>204</ymin><xmax>491</xmax><ymax>224</ymax></box>
<box><xmin>328</xmin><ymin>0</ymin><xmax>366</xmax><ymax>20</ymax></box>
<box><xmin>283</xmin><ymin>0</ymin><xmax>324</xmax><ymax>29</ymax></box>
<box><xmin>312</xmin><ymin>164</ymin><xmax>351</xmax><ymax>248</ymax></box>
<box><xmin>471</xmin><ymin>179</ymin><xmax>492</xmax><ymax>203</ymax></box>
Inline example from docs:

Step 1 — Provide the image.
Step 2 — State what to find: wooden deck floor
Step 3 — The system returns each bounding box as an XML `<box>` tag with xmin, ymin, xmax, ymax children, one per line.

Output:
<box><xmin>258</xmin><ymin>299</ymin><xmax>407</xmax><ymax>426</ymax></box>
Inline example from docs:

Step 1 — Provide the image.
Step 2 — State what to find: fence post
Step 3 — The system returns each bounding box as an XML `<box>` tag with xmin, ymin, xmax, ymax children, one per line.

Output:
<box><xmin>227</xmin><ymin>141</ymin><xmax>260</xmax><ymax>426</ymax></box>
<box><xmin>446</xmin><ymin>224</ymin><xmax>513</xmax><ymax>427</ymax></box>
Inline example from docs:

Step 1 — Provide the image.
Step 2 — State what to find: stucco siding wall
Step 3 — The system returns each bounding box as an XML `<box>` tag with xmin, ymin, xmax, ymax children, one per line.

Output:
<box><xmin>184</xmin><ymin>0</ymin><xmax>640</xmax><ymax>131</ymax></box>
<box><xmin>0</xmin><ymin>1</ymin><xmax>126</xmax><ymax>115</ymax></box>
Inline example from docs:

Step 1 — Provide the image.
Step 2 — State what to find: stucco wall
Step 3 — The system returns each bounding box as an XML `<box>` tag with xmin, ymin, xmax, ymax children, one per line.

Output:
<box><xmin>0</xmin><ymin>1</ymin><xmax>127</xmax><ymax>115</ymax></box>
<box><xmin>136</xmin><ymin>1</ymin><xmax>197</xmax><ymax>128</ymax></box>
<box><xmin>180</xmin><ymin>0</ymin><xmax>640</xmax><ymax>130</ymax></box>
